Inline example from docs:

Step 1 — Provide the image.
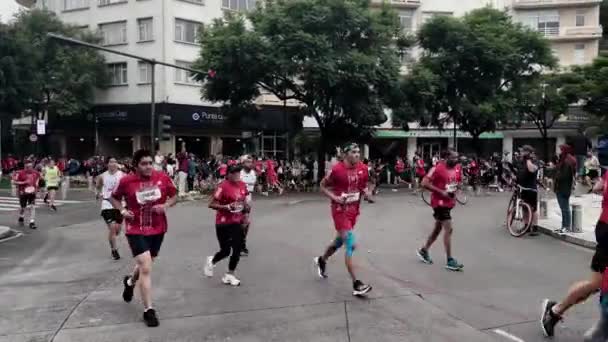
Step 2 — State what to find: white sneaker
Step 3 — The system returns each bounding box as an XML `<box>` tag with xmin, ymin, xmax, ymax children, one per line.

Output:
<box><xmin>221</xmin><ymin>273</ymin><xmax>241</xmax><ymax>286</ymax></box>
<box><xmin>204</xmin><ymin>256</ymin><xmax>214</xmax><ymax>277</ymax></box>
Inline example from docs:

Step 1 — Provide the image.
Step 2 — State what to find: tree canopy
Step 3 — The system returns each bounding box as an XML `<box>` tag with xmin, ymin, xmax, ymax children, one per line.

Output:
<box><xmin>393</xmin><ymin>7</ymin><xmax>556</xmax><ymax>147</ymax></box>
<box><xmin>570</xmin><ymin>56</ymin><xmax>608</xmax><ymax>128</ymax></box>
<box><xmin>0</xmin><ymin>10</ymin><xmax>106</xmax><ymax>120</ymax></box>
<box><xmin>194</xmin><ymin>0</ymin><xmax>412</xmax><ymax>165</ymax></box>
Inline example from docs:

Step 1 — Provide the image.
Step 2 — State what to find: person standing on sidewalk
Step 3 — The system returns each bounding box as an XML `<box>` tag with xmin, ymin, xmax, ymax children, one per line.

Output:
<box><xmin>176</xmin><ymin>142</ymin><xmax>188</xmax><ymax>197</ymax></box>
<box><xmin>110</xmin><ymin>149</ymin><xmax>177</xmax><ymax>327</ymax></box>
<box><xmin>553</xmin><ymin>144</ymin><xmax>577</xmax><ymax>234</ymax></box>
<box><xmin>572</xmin><ymin>127</ymin><xmax>592</xmax><ymax>181</ymax></box>
<box><xmin>541</xmin><ymin>169</ymin><xmax>608</xmax><ymax>338</ymax></box>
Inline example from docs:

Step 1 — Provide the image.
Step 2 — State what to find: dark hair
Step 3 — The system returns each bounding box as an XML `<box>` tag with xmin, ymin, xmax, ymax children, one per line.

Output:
<box><xmin>106</xmin><ymin>156</ymin><xmax>117</xmax><ymax>164</ymax></box>
<box><xmin>227</xmin><ymin>164</ymin><xmax>242</xmax><ymax>174</ymax></box>
<box><xmin>133</xmin><ymin>149</ymin><xmax>152</xmax><ymax>166</ymax></box>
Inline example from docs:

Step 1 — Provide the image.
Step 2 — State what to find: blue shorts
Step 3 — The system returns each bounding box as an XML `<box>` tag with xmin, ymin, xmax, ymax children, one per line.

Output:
<box><xmin>333</xmin><ymin>230</ymin><xmax>357</xmax><ymax>257</ymax></box>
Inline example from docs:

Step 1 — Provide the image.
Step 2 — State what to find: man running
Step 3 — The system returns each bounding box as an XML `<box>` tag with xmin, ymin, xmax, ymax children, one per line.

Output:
<box><xmin>42</xmin><ymin>158</ymin><xmax>62</xmax><ymax>211</ymax></box>
<box><xmin>110</xmin><ymin>149</ymin><xmax>177</xmax><ymax>327</ymax></box>
<box><xmin>314</xmin><ymin>143</ymin><xmax>373</xmax><ymax>296</ymax></box>
<box><xmin>205</xmin><ymin>164</ymin><xmax>250</xmax><ymax>286</ymax></box>
<box><xmin>540</xmin><ymin>169</ymin><xmax>608</xmax><ymax>337</ymax></box>
<box><xmin>416</xmin><ymin>150</ymin><xmax>464</xmax><ymax>271</ymax></box>
<box><xmin>13</xmin><ymin>159</ymin><xmax>41</xmax><ymax>229</ymax></box>
<box><xmin>240</xmin><ymin>155</ymin><xmax>257</xmax><ymax>256</ymax></box>
<box><xmin>96</xmin><ymin>157</ymin><xmax>125</xmax><ymax>260</ymax></box>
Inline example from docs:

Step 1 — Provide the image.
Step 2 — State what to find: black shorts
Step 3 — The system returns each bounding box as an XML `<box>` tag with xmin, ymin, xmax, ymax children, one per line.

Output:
<box><xmin>101</xmin><ymin>209</ymin><xmax>123</xmax><ymax>225</ymax></box>
<box><xmin>126</xmin><ymin>234</ymin><xmax>165</xmax><ymax>258</ymax></box>
<box><xmin>521</xmin><ymin>190</ymin><xmax>538</xmax><ymax>212</ymax></box>
<box><xmin>433</xmin><ymin>207</ymin><xmax>452</xmax><ymax>222</ymax></box>
<box><xmin>592</xmin><ymin>222</ymin><xmax>608</xmax><ymax>273</ymax></box>
<box><xmin>589</xmin><ymin>170</ymin><xmax>600</xmax><ymax>180</ymax></box>
<box><xmin>19</xmin><ymin>194</ymin><xmax>36</xmax><ymax>208</ymax></box>
<box><xmin>46</xmin><ymin>186</ymin><xmax>59</xmax><ymax>191</ymax></box>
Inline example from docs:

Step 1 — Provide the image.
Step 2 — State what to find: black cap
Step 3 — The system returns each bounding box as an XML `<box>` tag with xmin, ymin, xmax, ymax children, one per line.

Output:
<box><xmin>227</xmin><ymin>164</ymin><xmax>242</xmax><ymax>174</ymax></box>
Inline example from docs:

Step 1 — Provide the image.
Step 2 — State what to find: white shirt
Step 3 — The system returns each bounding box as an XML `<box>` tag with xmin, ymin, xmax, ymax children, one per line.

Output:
<box><xmin>100</xmin><ymin>170</ymin><xmax>125</xmax><ymax>210</ymax></box>
<box><xmin>154</xmin><ymin>155</ymin><xmax>165</xmax><ymax>171</ymax></box>
<box><xmin>240</xmin><ymin>169</ymin><xmax>257</xmax><ymax>193</ymax></box>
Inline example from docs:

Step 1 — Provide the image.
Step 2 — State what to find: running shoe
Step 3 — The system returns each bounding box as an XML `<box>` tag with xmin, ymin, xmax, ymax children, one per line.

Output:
<box><xmin>122</xmin><ymin>275</ymin><xmax>135</xmax><ymax>303</ymax></box>
<box><xmin>314</xmin><ymin>256</ymin><xmax>327</xmax><ymax>278</ymax></box>
<box><xmin>51</xmin><ymin>205</ymin><xmax>57</xmax><ymax>212</ymax></box>
<box><xmin>541</xmin><ymin>299</ymin><xmax>561</xmax><ymax>337</ymax></box>
<box><xmin>416</xmin><ymin>248</ymin><xmax>433</xmax><ymax>264</ymax></box>
<box><xmin>204</xmin><ymin>256</ymin><xmax>214</xmax><ymax>277</ymax></box>
<box><xmin>29</xmin><ymin>222</ymin><xmax>37</xmax><ymax>230</ymax></box>
<box><xmin>221</xmin><ymin>273</ymin><xmax>241</xmax><ymax>286</ymax></box>
<box><xmin>18</xmin><ymin>217</ymin><xmax>24</xmax><ymax>225</ymax></box>
<box><xmin>353</xmin><ymin>280</ymin><xmax>372</xmax><ymax>296</ymax></box>
<box><xmin>445</xmin><ymin>257</ymin><xmax>464</xmax><ymax>271</ymax></box>
<box><xmin>111</xmin><ymin>249</ymin><xmax>120</xmax><ymax>260</ymax></box>
<box><xmin>143</xmin><ymin>308</ymin><xmax>159</xmax><ymax>327</ymax></box>
<box><xmin>241</xmin><ymin>247</ymin><xmax>249</xmax><ymax>257</ymax></box>
<box><xmin>43</xmin><ymin>195</ymin><xmax>48</xmax><ymax>204</ymax></box>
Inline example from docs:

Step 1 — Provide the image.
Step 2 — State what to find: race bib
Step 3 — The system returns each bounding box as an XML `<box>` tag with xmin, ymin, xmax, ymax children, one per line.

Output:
<box><xmin>136</xmin><ymin>187</ymin><xmax>161</xmax><ymax>205</ymax></box>
<box><xmin>446</xmin><ymin>183</ymin><xmax>458</xmax><ymax>193</ymax></box>
<box><xmin>342</xmin><ymin>192</ymin><xmax>360</xmax><ymax>203</ymax></box>
<box><xmin>230</xmin><ymin>202</ymin><xmax>244</xmax><ymax>213</ymax></box>
<box><xmin>24</xmin><ymin>186</ymin><xmax>36</xmax><ymax>194</ymax></box>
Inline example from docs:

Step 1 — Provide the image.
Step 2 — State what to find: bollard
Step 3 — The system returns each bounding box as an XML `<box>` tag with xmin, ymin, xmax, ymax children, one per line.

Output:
<box><xmin>571</xmin><ymin>203</ymin><xmax>583</xmax><ymax>233</ymax></box>
<box><xmin>539</xmin><ymin>197</ymin><xmax>548</xmax><ymax>220</ymax></box>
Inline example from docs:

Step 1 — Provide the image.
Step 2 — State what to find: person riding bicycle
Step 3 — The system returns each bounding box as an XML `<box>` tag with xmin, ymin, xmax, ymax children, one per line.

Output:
<box><xmin>517</xmin><ymin>145</ymin><xmax>540</xmax><ymax>236</ymax></box>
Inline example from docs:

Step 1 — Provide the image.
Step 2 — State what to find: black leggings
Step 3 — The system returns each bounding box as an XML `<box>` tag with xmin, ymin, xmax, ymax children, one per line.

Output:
<box><xmin>212</xmin><ymin>224</ymin><xmax>244</xmax><ymax>271</ymax></box>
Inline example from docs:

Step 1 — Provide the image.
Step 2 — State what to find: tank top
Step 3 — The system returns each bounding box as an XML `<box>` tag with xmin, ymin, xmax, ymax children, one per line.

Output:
<box><xmin>101</xmin><ymin>170</ymin><xmax>125</xmax><ymax>210</ymax></box>
<box><xmin>517</xmin><ymin>159</ymin><xmax>537</xmax><ymax>190</ymax></box>
<box><xmin>44</xmin><ymin>166</ymin><xmax>60</xmax><ymax>187</ymax></box>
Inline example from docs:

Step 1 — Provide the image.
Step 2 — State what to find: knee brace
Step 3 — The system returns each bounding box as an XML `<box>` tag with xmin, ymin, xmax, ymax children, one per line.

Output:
<box><xmin>345</xmin><ymin>231</ymin><xmax>356</xmax><ymax>257</ymax></box>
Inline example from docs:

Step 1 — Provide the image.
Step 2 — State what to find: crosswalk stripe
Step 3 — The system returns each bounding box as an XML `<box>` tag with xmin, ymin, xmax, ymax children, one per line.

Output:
<box><xmin>0</xmin><ymin>196</ymin><xmax>83</xmax><ymax>204</ymax></box>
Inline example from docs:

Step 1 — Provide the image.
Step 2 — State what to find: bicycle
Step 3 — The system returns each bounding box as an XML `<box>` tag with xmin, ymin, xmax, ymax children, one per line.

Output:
<box><xmin>505</xmin><ymin>185</ymin><xmax>537</xmax><ymax>237</ymax></box>
<box><xmin>421</xmin><ymin>187</ymin><xmax>468</xmax><ymax>206</ymax></box>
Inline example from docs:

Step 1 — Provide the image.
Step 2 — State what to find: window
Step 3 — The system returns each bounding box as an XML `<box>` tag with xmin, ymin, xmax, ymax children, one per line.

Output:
<box><xmin>138</xmin><ymin>62</ymin><xmax>152</xmax><ymax>84</ymax></box>
<box><xmin>576</xmin><ymin>9</ymin><xmax>585</xmax><ymax>27</ymax></box>
<box><xmin>521</xmin><ymin>10</ymin><xmax>559</xmax><ymax>36</ymax></box>
<box><xmin>174</xmin><ymin>61</ymin><xmax>198</xmax><ymax>84</ymax></box>
<box><xmin>99</xmin><ymin>0</ymin><xmax>127</xmax><ymax>6</ymax></box>
<box><xmin>222</xmin><ymin>0</ymin><xmax>256</xmax><ymax>12</ymax></box>
<box><xmin>574</xmin><ymin>44</ymin><xmax>585</xmax><ymax>64</ymax></box>
<box><xmin>99</xmin><ymin>21</ymin><xmax>127</xmax><ymax>46</ymax></box>
<box><xmin>107</xmin><ymin>62</ymin><xmax>128</xmax><ymax>85</ymax></box>
<box><xmin>64</xmin><ymin>0</ymin><xmax>89</xmax><ymax>10</ymax></box>
<box><xmin>174</xmin><ymin>19</ymin><xmax>202</xmax><ymax>43</ymax></box>
<box><xmin>399</xmin><ymin>10</ymin><xmax>414</xmax><ymax>33</ymax></box>
<box><xmin>137</xmin><ymin>18</ymin><xmax>154</xmax><ymax>42</ymax></box>
<box><xmin>421</xmin><ymin>11</ymin><xmax>452</xmax><ymax>24</ymax></box>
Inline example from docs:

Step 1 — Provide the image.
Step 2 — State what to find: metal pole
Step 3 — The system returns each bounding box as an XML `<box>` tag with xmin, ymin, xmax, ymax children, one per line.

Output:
<box><xmin>150</xmin><ymin>62</ymin><xmax>156</xmax><ymax>150</ymax></box>
<box><xmin>0</xmin><ymin>119</ymin><xmax>3</xmax><ymax>172</ymax></box>
<box><xmin>94</xmin><ymin>114</ymin><xmax>99</xmax><ymax>155</ymax></box>
<box><xmin>453</xmin><ymin>122</ymin><xmax>457</xmax><ymax>152</ymax></box>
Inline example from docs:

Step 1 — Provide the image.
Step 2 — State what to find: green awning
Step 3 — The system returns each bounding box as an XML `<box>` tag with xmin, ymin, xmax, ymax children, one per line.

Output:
<box><xmin>374</xmin><ymin>130</ymin><xmax>504</xmax><ymax>139</ymax></box>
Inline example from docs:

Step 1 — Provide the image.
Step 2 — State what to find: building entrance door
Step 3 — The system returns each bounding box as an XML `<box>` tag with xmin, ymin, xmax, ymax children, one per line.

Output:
<box><xmin>421</xmin><ymin>143</ymin><xmax>440</xmax><ymax>162</ymax></box>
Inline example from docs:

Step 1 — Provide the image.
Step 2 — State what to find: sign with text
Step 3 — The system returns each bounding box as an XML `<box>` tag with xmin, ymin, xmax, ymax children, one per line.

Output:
<box><xmin>36</xmin><ymin>120</ymin><xmax>46</xmax><ymax>135</ymax></box>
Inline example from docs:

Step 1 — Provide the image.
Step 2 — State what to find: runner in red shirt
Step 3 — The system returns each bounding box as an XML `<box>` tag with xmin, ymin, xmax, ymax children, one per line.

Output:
<box><xmin>110</xmin><ymin>149</ymin><xmax>177</xmax><ymax>328</ymax></box>
<box><xmin>416</xmin><ymin>150</ymin><xmax>464</xmax><ymax>271</ymax></box>
<box><xmin>395</xmin><ymin>157</ymin><xmax>405</xmax><ymax>184</ymax></box>
<box><xmin>205</xmin><ymin>164</ymin><xmax>250</xmax><ymax>286</ymax></box>
<box><xmin>13</xmin><ymin>159</ymin><xmax>41</xmax><ymax>229</ymax></box>
<box><xmin>265</xmin><ymin>158</ymin><xmax>284</xmax><ymax>195</ymax></box>
<box><xmin>541</xmin><ymin>171</ymin><xmax>608</xmax><ymax>337</ymax></box>
<box><xmin>414</xmin><ymin>153</ymin><xmax>426</xmax><ymax>191</ymax></box>
<box><xmin>314</xmin><ymin>143</ymin><xmax>374</xmax><ymax>296</ymax></box>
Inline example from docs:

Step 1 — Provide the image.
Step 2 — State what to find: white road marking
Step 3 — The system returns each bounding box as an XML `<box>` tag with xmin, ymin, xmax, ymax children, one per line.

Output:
<box><xmin>0</xmin><ymin>231</ymin><xmax>23</xmax><ymax>243</ymax></box>
<box><xmin>494</xmin><ymin>329</ymin><xmax>526</xmax><ymax>342</ymax></box>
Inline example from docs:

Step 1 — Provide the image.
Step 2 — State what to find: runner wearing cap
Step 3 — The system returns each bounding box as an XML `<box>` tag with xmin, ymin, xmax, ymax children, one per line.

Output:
<box><xmin>13</xmin><ymin>159</ymin><xmax>41</xmax><ymax>229</ymax></box>
<box><xmin>314</xmin><ymin>143</ymin><xmax>374</xmax><ymax>296</ymax></box>
<box><xmin>239</xmin><ymin>156</ymin><xmax>257</xmax><ymax>256</ymax></box>
<box><xmin>110</xmin><ymin>149</ymin><xmax>177</xmax><ymax>327</ymax></box>
<box><xmin>205</xmin><ymin>164</ymin><xmax>250</xmax><ymax>286</ymax></box>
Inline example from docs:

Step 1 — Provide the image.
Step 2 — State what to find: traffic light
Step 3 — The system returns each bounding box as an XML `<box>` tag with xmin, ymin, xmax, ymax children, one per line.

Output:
<box><xmin>158</xmin><ymin>114</ymin><xmax>172</xmax><ymax>141</ymax></box>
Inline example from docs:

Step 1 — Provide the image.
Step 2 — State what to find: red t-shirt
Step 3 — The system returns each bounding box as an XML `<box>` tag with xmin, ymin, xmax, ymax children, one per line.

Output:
<box><xmin>454</xmin><ymin>164</ymin><xmax>463</xmax><ymax>182</ymax></box>
<box><xmin>395</xmin><ymin>160</ymin><xmax>405</xmax><ymax>173</ymax></box>
<box><xmin>177</xmin><ymin>152</ymin><xmax>189</xmax><ymax>173</ymax></box>
<box><xmin>214</xmin><ymin>180</ymin><xmax>249</xmax><ymax>225</ymax></box>
<box><xmin>219</xmin><ymin>164</ymin><xmax>228</xmax><ymax>176</ymax></box>
<box><xmin>469</xmin><ymin>160</ymin><xmax>479</xmax><ymax>175</ymax></box>
<box><xmin>428</xmin><ymin>162</ymin><xmax>459</xmax><ymax>209</ymax></box>
<box><xmin>327</xmin><ymin>161</ymin><xmax>369</xmax><ymax>213</ymax></box>
<box><xmin>599</xmin><ymin>173</ymin><xmax>608</xmax><ymax>224</ymax></box>
<box><xmin>112</xmin><ymin>171</ymin><xmax>177</xmax><ymax>236</ymax></box>
<box><xmin>416</xmin><ymin>159</ymin><xmax>426</xmax><ymax>176</ymax></box>
<box><xmin>254</xmin><ymin>161</ymin><xmax>263</xmax><ymax>174</ymax></box>
<box><xmin>14</xmin><ymin>170</ymin><xmax>40</xmax><ymax>195</ymax></box>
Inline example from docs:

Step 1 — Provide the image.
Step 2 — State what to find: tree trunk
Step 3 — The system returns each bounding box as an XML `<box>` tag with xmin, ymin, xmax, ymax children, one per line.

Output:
<box><xmin>471</xmin><ymin>134</ymin><xmax>481</xmax><ymax>156</ymax></box>
<box><xmin>542</xmin><ymin>129</ymin><xmax>550</xmax><ymax>163</ymax></box>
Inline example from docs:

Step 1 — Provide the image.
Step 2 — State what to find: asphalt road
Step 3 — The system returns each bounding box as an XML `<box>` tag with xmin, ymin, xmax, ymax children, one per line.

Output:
<box><xmin>0</xmin><ymin>191</ymin><xmax>600</xmax><ymax>342</ymax></box>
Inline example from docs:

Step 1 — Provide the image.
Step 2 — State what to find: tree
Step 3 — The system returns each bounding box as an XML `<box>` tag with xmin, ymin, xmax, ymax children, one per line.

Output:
<box><xmin>393</xmin><ymin>8</ymin><xmax>556</xmax><ymax>152</ymax></box>
<box><xmin>194</xmin><ymin>0</ymin><xmax>412</xmax><ymax>177</ymax></box>
<box><xmin>570</xmin><ymin>56</ymin><xmax>608</xmax><ymax>128</ymax></box>
<box><xmin>0</xmin><ymin>10</ymin><xmax>106</xmax><ymax>123</ymax></box>
<box><xmin>512</xmin><ymin>73</ymin><xmax>580</xmax><ymax>161</ymax></box>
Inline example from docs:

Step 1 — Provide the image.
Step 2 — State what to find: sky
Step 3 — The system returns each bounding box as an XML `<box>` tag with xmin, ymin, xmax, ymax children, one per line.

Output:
<box><xmin>0</xmin><ymin>1</ymin><xmax>23</xmax><ymax>23</ymax></box>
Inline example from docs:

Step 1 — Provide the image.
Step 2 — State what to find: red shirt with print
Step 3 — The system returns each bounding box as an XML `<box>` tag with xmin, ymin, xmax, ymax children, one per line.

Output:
<box><xmin>599</xmin><ymin>173</ymin><xmax>608</xmax><ymax>224</ymax></box>
<box><xmin>395</xmin><ymin>160</ymin><xmax>405</xmax><ymax>173</ymax></box>
<box><xmin>14</xmin><ymin>170</ymin><xmax>40</xmax><ymax>195</ymax></box>
<box><xmin>214</xmin><ymin>180</ymin><xmax>249</xmax><ymax>225</ymax></box>
<box><xmin>112</xmin><ymin>170</ymin><xmax>177</xmax><ymax>236</ymax></box>
<box><xmin>416</xmin><ymin>159</ymin><xmax>426</xmax><ymax>176</ymax></box>
<box><xmin>428</xmin><ymin>161</ymin><xmax>458</xmax><ymax>209</ymax></box>
<box><xmin>327</xmin><ymin>161</ymin><xmax>369</xmax><ymax>214</ymax></box>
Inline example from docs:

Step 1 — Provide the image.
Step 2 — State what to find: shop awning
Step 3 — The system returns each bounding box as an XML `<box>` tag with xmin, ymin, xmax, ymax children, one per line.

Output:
<box><xmin>374</xmin><ymin>129</ymin><xmax>504</xmax><ymax>139</ymax></box>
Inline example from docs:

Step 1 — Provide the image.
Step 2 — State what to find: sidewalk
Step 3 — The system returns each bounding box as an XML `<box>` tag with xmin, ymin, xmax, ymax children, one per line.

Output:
<box><xmin>538</xmin><ymin>193</ymin><xmax>602</xmax><ymax>249</ymax></box>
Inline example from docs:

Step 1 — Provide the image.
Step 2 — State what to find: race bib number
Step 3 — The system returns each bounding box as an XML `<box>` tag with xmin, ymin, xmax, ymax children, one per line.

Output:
<box><xmin>342</xmin><ymin>192</ymin><xmax>360</xmax><ymax>203</ymax></box>
<box><xmin>24</xmin><ymin>186</ymin><xmax>35</xmax><ymax>194</ymax></box>
<box><xmin>446</xmin><ymin>183</ymin><xmax>458</xmax><ymax>193</ymax></box>
<box><xmin>230</xmin><ymin>202</ymin><xmax>244</xmax><ymax>213</ymax></box>
<box><xmin>136</xmin><ymin>187</ymin><xmax>161</xmax><ymax>205</ymax></box>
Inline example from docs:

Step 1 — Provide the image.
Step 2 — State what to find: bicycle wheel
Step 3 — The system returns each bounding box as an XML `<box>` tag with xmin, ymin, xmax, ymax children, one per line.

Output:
<box><xmin>455</xmin><ymin>190</ymin><xmax>468</xmax><ymax>205</ymax></box>
<box><xmin>421</xmin><ymin>190</ymin><xmax>431</xmax><ymax>206</ymax></box>
<box><xmin>506</xmin><ymin>202</ymin><xmax>533</xmax><ymax>237</ymax></box>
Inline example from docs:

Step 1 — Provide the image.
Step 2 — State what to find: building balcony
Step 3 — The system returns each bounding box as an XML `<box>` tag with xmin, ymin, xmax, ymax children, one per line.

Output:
<box><xmin>539</xmin><ymin>25</ymin><xmax>602</xmax><ymax>41</ymax></box>
<box><xmin>513</xmin><ymin>0</ymin><xmax>602</xmax><ymax>9</ymax></box>
<box><xmin>370</xmin><ymin>0</ymin><xmax>421</xmax><ymax>9</ymax></box>
<box><xmin>15</xmin><ymin>0</ymin><xmax>36</xmax><ymax>8</ymax></box>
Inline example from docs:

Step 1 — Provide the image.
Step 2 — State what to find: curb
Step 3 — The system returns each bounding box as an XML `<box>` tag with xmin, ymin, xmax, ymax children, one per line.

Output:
<box><xmin>538</xmin><ymin>225</ymin><xmax>596</xmax><ymax>250</ymax></box>
<box><xmin>0</xmin><ymin>226</ymin><xmax>11</xmax><ymax>240</ymax></box>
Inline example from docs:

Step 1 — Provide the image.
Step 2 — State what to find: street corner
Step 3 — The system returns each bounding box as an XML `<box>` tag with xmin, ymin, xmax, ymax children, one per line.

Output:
<box><xmin>0</xmin><ymin>225</ymin><xmax>21</xmax><ymax>243</ymax></box>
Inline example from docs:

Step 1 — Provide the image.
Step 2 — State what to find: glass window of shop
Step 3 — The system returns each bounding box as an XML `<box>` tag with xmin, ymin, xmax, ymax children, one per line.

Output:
<box><xmin>175</xmin><ymin>137</ymin><xmax>210</xmax><ymax>158</ymax></box>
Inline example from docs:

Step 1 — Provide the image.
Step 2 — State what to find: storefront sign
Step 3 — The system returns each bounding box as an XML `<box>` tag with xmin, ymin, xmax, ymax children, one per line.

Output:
<box><xmin>36</xmin><ymin>120</ymin><xmax>46</xmax><ymax>135</ymax></box>
<box><xmin>97</xmin><ymin>111</ymin><xmax>128</xmax><ymax>121</ymax></box>
<box><xmin>192</xmin><ymin>112</ymin><xmax>225</xmax><ymax>122</ymax></box>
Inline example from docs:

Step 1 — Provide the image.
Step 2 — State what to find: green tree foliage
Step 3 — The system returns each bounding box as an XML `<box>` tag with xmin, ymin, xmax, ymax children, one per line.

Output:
<box><xmin>194</xmin><ymin>0</ymin><xmax>412</xmax><ymax>170</ymax></box>
<box><xmin>570</xmin><ymin>56</ymin><xmax>608</xmax><ymax>128</ymax></box>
